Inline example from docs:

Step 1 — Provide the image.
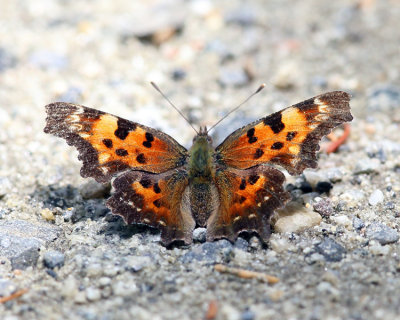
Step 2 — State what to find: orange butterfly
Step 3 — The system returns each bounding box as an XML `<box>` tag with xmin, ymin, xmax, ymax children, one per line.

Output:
<box><xmin>44</xmin><ymin>90</ymin><xmax>352</xmax><ymax>245</ymax></box>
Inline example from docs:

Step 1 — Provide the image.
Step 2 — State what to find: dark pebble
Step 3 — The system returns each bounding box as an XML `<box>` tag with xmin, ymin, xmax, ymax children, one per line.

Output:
<box><xmin>46</xmin><ymin>269</ymin><xmax>58</xmax><ymax>278</ymax></box>
<box><xmin>300</xmin><ymin>181</ymin><xmax>313</xmax><ymax>193</ymax></box>
<box><xmin>315</xmin><ymin>238</ymin><xmax>346</xmax><ymax>262</ymax></box>
<box><xmin>171</xmin><ymin>68</ymin><xmax>186</xmax><ymax>81</ymax></box>
<box><xmin>316</xmin><ymin>181</ymin><xmax>333</xmax><ymax>194</ymax></box>
<box><xmin>353</xmin><ymin>217</ymin><xmax>365</xmax><ymax>230</ymax></box>
<box><xmin>43</xmin><ymin>250</ymin><xmax>65</xmax><ymax>269</ymax></box>
<box><xmin>385</xmin><ymin>202</ymin><xmax>395</xmax><ymax>210</ymax></box>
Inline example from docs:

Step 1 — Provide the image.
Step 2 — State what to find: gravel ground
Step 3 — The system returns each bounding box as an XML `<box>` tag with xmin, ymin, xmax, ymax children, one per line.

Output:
<box><xmin>1</xmin><ymin>1</ymin><xmax>400</xmax><ymax>319</ymax></box>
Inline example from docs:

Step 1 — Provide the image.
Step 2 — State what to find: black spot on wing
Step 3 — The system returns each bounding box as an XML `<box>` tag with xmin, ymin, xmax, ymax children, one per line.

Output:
<box><xmin>239</xmin><ymin>179</ymin><xmax>246</xmax><ymax>190</ymax></box>
<box><xmin>145</xmin><ymin>132</ymin><xmax>154</xmax><ymax>142</ymax></box>
<box><xmin>153</xmin><ymin>199</ymin><xmax>161</xmax><ymax>208</ymax></box>
<box><xmin>271</xmin><ymin>142</ymin><xmax>284</xmax><ymax>150</ymax></box>
<box><xmin>136</xmin><ymin>153</ymin><xmax>146</xmax><ymax>164</ymax></box>
<box><xmin>153</xmin><ymin>183</ymin><xmax>161</xmax><ymax>194</ymax></box>
<box><xmin>263</xmin><ymin>112</ymin><xmax>285</xmax><ymax>134</ymax></box>
<box><xmin>143</xmin><ymin>131</ymin><xmax>155</xmax><ymax>148</ymax></box>
<box><xmin>286</xmin><ymin>131</ymin><xmax>297</xmax><ymax>141</ymax></box>
<box><xmin>115</xmin><ymin>118</ymin><xmax>136</xmax><ymax>140</ymax></box>
<box><xmin>143</xmin><ymin>141</ymin><xmax>152</xmax><ymax>148</ymax></box>
<box><xmin>247</xmin><ymin>128</ymin><xmax>258</xmax><ymax>144</ymax></box>
<box><xmin>248</xmin><ymin>175</ymin><xmax>259</xmax><ymax>185</ymax></box>
<box><xmin>254</xmin><ymin>148</ymin><xmax>264</xmax><ymax>159</ymax></box>
<box><xmin>115</xmin><ymin>148</ymin><xmax>128</xmax><ymax>156</ymax></box>
<box><xmin>103</xmin><ymin>139</ymin><xmax>113</xmax><ymax>148</ymax></box>
<box><xmin>139</xmin><ymin>178</ymin><xmax>151</xmax><ymax>188</ymax></box>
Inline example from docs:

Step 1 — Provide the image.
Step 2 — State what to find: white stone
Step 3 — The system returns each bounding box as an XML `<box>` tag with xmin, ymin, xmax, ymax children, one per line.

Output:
<box><xmin>86</xmin><ymin>287</ymin><xmax>101</xmax><ymax>301</ymax></box>
<box><xmin>269</xmin><ymin>237</ymin><xmax>295</xmax><ymax>253</ymax></box>
<box><xmin>331</xmin><ymin>215</ymin><xmax>352</xmax><ymax>228</ymax></box>
<box><xmin>369</xmin><ymin>241</ymin><xmax>392</xmax><ymax>255</ymax></box>
<box><xmin>368</xmin><ymin>189</ymin><xmax>384</xmax><ymax>206</ymax></box>
<box><xmin>273</xmin><ymin>202</ymin><xmax>322</xmax><ymax>233</ymax></box>
<box><xmin>220</xmin><ymin>304</ymin><xmax>241</xmax><ymax>320</ymax></box>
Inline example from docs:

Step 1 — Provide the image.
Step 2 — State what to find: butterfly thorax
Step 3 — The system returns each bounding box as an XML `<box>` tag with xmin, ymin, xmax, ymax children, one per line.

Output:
<box><xmin>188</xmin><ymin>133</ymin><xmax>215</xmax><ymax>181</ymax></box>
<box><xmin>187</xmin><ymin>132</ymin><xmax>219</xmax><ymax>227</ymax></box>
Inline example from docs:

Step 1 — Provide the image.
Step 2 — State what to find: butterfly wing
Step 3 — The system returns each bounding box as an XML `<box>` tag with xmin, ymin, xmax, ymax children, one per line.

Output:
<box><xmin>216</xmin><ymin>91</ymin><xmax>352</xmax><ymax>175</ymax></box>
<box><xmin>207</xmin><ymin>166</ymin><xmax>290</xmax><ymax>242</ymax></box>
<box><xmin>107</xmin><ymin>169</ymin><xmax>195</xmax><ymax>245</ymax></box>
<box><xmin>44</xmin><ymin>103</ymin><xmax>188</xmax><ymax>183</ymax></box>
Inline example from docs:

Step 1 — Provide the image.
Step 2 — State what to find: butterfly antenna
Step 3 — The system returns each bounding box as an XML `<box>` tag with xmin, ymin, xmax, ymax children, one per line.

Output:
<box><xmin>150</xmin><ymin>82</ymin><xmax>198</xmax><ymax>134</ymax></box>
<box><xmin>208</xmin><ymin>83</ymin><xmax>266</xmax><ymax>133</ymax></box>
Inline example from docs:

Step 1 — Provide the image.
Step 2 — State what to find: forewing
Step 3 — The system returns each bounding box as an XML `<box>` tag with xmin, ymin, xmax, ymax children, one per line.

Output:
<box><xmin>44</xmin><ymin>103</ymin><xmax>188</xmax><ymax>183</ymax></box>
<box><xmin>207</xmin><ymin>166</ymin><xmax>291</xmax><ymax>242</ymax></box>
<box><xmin>107</xmin><ymin>169</ymin><xmax>195</xmax><ymax>245</ymax></box>
<box><xmin>216</xmin><ymin>91</ymin><xmax>352</xmax><ymax>175</ymax></box>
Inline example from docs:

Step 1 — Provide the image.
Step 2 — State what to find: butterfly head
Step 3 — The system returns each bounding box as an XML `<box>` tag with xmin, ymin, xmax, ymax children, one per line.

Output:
<box><xmin>193</xmin><ymin>126</ymin><xmax>213</xmax><ymax>145</ymax></box>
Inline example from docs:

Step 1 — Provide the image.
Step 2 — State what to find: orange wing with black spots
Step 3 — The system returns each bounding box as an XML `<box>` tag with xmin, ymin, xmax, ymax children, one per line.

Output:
<box><xmin>207</xmin><ymin>166</ymin><xmax>291</xmax><ymax>242</ymax></box>
<box><xmin>44</xmin><ymin>103</ymin><xmax>188</xmax><ymax>183</ymax></box>
<box><xmin>216</xmin><ymin>91</ymin><xmax>352</xmax><ymax>175</ymax></box>
<box><xmin>107</xmin><ymin>169</ymin><xmax>195</xmax><ymax>245</ymax></box>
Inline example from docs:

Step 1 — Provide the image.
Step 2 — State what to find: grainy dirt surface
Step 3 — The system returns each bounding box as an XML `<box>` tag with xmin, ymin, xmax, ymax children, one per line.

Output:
<box><xmin>1</xmin><ymin>1</ymin><xmax>400</xmax><ymax>320</ymax></box>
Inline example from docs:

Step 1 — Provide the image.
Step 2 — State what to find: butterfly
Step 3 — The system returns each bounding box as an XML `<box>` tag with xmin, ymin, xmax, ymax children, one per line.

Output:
<box><xmin>44</xmin><ymin>90</ymin><xmax>352</xmax><ymax>246</ymax></box>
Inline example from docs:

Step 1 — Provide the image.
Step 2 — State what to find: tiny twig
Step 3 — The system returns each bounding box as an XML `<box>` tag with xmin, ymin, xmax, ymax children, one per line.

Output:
<box><xmin>324</xmin><ymin>124</ymin><xmax>351</xmax><ymax>154</ymax></box>
<box><xmin>205</xmin><ymin>300</ymin><xmax>218</xmax><ymax>320</ymax></box>
<box><xmin>214</xmin><ymin>264</ymin><xmax>279</xmax><ymax>284</ymax></box>
<box><xmin>0</xmin><ymin>288</ymin><xmax>28</xmax><ymax>304</ymax></box>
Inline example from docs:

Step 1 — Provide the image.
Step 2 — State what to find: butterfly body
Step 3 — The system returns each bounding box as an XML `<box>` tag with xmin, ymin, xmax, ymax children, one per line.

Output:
<box><xmin>44</xmin><ymin>91</ymin><xmax>352</xmax><ymax>246</ymax></box>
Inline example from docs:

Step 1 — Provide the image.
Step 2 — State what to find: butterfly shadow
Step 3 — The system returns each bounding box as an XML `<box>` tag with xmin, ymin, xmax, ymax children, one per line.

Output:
<box><xmin>32</xmin><ymin>183</ymin><xmax>161</xmax><ymax>241</ymax></box>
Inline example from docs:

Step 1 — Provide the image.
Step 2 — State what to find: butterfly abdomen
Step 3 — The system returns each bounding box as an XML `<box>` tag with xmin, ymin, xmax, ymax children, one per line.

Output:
<box><xmin>189</xmin><ymin>182</ymin><xmax>219</xmax><ymax>227</ymax></box>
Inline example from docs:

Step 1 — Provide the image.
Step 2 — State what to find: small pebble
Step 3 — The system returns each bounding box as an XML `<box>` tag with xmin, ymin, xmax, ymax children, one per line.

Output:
<box><xmin>192</xmin><ymin>228</ymin><xmax>207</xmax><ymax>243</ymax></box>
<box><xmin>369</xmin><ymin>241</ymin><xmax>391</xmax><ymax>255</ymax></box>
<box><xmin>331</xmin><ymin>215</ymin><xmax>352</xmax><ymax>228</ymax></box>
<box><xmin>354</xmin><ymin>159</ymin><xmax>380</xmax><ymax>174</ymax></box>
<box><xmin>313</xmin><ymin>198</ymin><xmax>334</xmax><ymax>217</ymax></box>
<box><xmin>315</xmin><ymin>238</ymin><xmax>346</xmax><ymax>262</ymax></box>
<box><xmin>368</xmin><ymin>190</ymin><xmax>384</xmax><ymax>206</ymax></box>
<box><xmin>365</xmin><ymin>222</ymin><xmax>399</xmax><ymax>245</ymax></box>
<box><xmin>219</xmin><ymin>68</ymin><xmax>249</xmax><ymax>87</ymax></box>
<box><xmin>86</xmin><ymin>287</ymin><xmax>101</xmax><ymax>301</ymax></box>
<box><xmin>41</xmin><ymin>208</ymin><xmax>55</xmax><ymax>221</ymax></box>
<box><xmin>273</xmin><ymin>202</ymin><xmax>322</xmax><ymax>233</ymax></box>
<box><xmin>353</xmin><ymin>217</ymin><xmax>365</xmax><ymax>230</ymax></box>
<box><xmin>43</xmin><ymin>250</ymin><xmax>65</xmax><ymax>269</ymax></box>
